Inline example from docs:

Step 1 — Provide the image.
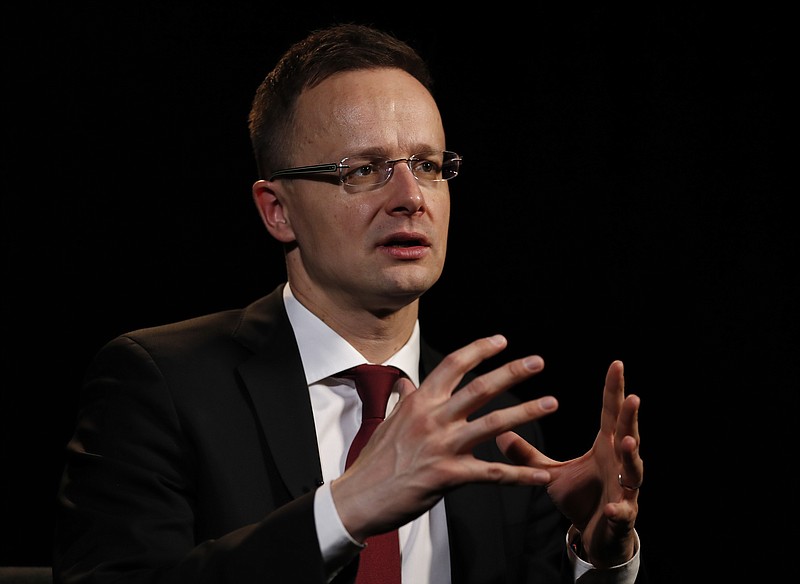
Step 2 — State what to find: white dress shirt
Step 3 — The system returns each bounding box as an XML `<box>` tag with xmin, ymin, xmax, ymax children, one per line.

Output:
<box><xmin>282</xmin><ymin>284</ymin><xmax>450</xmax><ymax>584</ymax></box>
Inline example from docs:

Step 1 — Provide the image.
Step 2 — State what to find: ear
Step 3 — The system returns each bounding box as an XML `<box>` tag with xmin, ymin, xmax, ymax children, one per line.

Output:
<box><xmin>252</xmin><ymin>179</ymin><xmax>295</xmax><ymax>243</ymax></box>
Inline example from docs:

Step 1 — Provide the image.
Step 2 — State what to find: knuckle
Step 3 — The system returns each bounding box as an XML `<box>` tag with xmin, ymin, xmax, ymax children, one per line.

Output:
<box><xmin>479</xmin><ymin>409</ymin><xmax>504</xmax><ymax>431</ymax></box>
<box><xmin>465</xmin><ymin>375</ymin><xmax>493</xmax><ymax>399</ymax></box>
<box><xmin>442</xmin><ymin>349</ymin><xmax>471</xmax><ymax>371</ymax></box>
<box><xmin>485</xmin><ymin>464</ymin><xmax>504</xmax><ymax>481</ymax></box>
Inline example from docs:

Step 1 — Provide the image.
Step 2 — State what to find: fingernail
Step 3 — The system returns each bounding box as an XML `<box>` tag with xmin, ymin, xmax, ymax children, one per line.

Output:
<box><xmin>540</xmin><ymin>396</ymin><xmax>557</xmax><ymax>410</ymax></box>
<box><xmin>488</xmin><ymin>334</ymin><xmax>506</xmax><ymax>346</ymax></box>
<box><xmin>523</xmin><ymin>356</ymin><xmax>544</xmax><ymax>370</ymax></box>
<box><xmin>532</xmin><ymin>470</ymin><xmax>550</xmax><ymax>482</ymax></box>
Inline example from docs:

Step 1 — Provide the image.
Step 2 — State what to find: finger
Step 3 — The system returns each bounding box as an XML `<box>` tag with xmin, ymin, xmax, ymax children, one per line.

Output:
<box><xmin>454</xmin><ymin>393</ymin><xmax>556</xmax><ymax>452</ymax></box>
<box><xmin>616</xmin><ymin>394</ymin><xmax>641</xmax><ymax>450</ymax></box>
<box><xmin>603</xmin><ymin>499</ymin><xmax>638</xmax><ymax>532</ymax></box>
<box><xmin>395</xmin><ymin>376</ymin><xmax>417</xmax><ymax>400</ymax></box>
<box><xmin>496</xmin><ymin>430</ymin><xmax>559</xmax><ymax>469</ymax></box>
<box><xmin>420</xmin><ymin>334</ymin><xmax>510</xmax><ymax>399</ymax></box>
<box><xmin>450</xmin><ymin>453</ymin><xmax>551</xmax><ymax>485</ymax></box>
<box><xmin>617</xmin><ymin>395</ymin><xmax>643</xmax><ymax>496</ymax></box>
<box><xmin>445</xmin><ymin>354</ymin><xmax>545</xmax><ymax>420</ymax></box>
<box><xmin>599</xmin><ymin>360</ymin><xmax>625</xmax><ymax>435</ymax></box>
<box><xmin>384</xmin><ymin>377</ymin><xmax>417</xmax><ymax>419</ymax></box>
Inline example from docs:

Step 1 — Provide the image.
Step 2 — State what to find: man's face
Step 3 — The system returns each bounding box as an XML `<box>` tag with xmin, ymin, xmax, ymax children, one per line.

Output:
<box><xmin>266</xmin><ymin>68</ymin><xmax>452</xmax><ymax>315</ymax></box>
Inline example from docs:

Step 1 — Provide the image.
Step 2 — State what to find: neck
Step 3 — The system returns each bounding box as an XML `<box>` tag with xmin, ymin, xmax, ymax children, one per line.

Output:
<box><xmin>289</xmin><ymin>282</ymin><xmax>420</xmax><ymax>364</ymax></box>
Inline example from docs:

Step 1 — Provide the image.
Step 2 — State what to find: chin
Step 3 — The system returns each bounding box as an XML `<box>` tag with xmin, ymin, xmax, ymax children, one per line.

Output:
<box><xmin>388</xmin><ymin>262</ymin><xmax>441</xmax><ymax>288</ymax></box>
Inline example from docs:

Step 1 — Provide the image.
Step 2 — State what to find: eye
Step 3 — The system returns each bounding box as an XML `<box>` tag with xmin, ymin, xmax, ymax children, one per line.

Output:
<box><xmin>412</xmin><ymin>157</ymin><xmax>441</xmax><ymax>178</ymax></box>
<box><xmin>341</xmin><ymin>157</ymin><xmax>387</xmax><ymax>186</ymax></box>
<box><xmin>349</xmin><ymin>163</ymin><xmax>379</xmax><ymax>179</ymax></box>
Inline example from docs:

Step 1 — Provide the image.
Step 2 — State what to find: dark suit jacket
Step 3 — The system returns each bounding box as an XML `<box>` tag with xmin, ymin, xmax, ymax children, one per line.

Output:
<box><xmin>53</xmin><ymin>284</ymin><xmax>600</xmax><ymax>584</ymax></box>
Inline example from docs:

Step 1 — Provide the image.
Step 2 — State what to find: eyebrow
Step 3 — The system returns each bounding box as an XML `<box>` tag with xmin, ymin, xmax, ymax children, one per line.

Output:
<box><xmin>343</xmin><ymin>146</ymin><xmax>441</xmax><ymax>159</ymax></box>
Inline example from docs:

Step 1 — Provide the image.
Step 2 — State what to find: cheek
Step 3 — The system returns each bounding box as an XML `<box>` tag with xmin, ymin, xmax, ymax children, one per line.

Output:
<box><xmin>439</xmin><ymin>194</ymin><xmax>451</xmax><ymax>220</ymax></box>
<box><xmin>352</xmin><ymin>200</ymin><xmax>377</xmax><ymax>220</ymax></box>
<box><xmin>304</xmin><ymin>202</ymin><xmax>369</xmax><ymax>252</ymax></box>
<box><xmin>291</xmin><ymin>191</ymin><xmax>359</xmax><ymax>235</ymax></box>
<box><xmin>327</xmin><ymin>203</ymin><xmax>370</xmax><ymax>239</ymax></box>
<box><xmin>430</xmin><ymin>192</ymin><xmax>451</xmax><ymax>231</ymax></box>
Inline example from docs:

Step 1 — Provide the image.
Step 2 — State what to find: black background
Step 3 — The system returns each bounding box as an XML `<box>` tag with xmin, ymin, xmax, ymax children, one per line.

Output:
<box><xmin>2</xmin><ymin>4</ymin><xmax>795</xmax><ymax>582</ymax></box>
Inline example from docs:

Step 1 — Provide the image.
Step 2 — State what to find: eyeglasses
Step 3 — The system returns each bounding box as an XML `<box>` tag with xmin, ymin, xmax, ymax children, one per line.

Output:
<box><xmin>268</xmin><ymin>150</ymin><xmax>462</xmax><ymax>193</ymax></box>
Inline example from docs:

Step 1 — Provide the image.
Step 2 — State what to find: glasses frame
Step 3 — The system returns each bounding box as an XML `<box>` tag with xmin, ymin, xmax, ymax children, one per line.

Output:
<box><xmin>268</xmin><ymin>151</ymin><xmax>462</xmax><ymax>192</ymax></box>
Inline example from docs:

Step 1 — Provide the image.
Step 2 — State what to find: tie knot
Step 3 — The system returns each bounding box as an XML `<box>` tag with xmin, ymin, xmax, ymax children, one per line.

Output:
<box><xmin>342</xmin><ymin>364</ymin><xmax>401</xmax><ymax>420</ymax></box>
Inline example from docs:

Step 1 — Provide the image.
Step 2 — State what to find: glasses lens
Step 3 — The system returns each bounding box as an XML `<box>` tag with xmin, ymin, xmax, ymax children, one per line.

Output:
<box><xmin>340</xmin><ymin>151</ymin><xmax>462</xmax><ymax>191</ymax></box>
<box><xmin>410</xmin><ymin>152</ymin><xmax>442</xmax><ymax>182</ymax></box>
<box><xmin>340</xmin><ymin>157</ymin><xmax>390</xmax><ymax>187</ymax></box>
<box><xmin>407</xmin><ymin>151</ymin><xmax>462</xmax><ymax>182</ymax></box>
<box><xmin>438</xmin><ymin>151</ymin><xmax>462</xmax><ymax>181</ymax></box>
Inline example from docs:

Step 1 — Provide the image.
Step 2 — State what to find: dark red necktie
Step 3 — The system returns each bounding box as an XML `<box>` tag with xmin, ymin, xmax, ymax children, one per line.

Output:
<box><xmin>342</xmin><ymin>364</ymin><xmax>402</xmax><ymax>584</ymax></box>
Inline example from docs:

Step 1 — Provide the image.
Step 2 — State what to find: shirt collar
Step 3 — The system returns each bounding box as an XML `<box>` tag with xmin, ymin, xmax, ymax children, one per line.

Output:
<box><xmin>282</xmin><ymin>283</ymin><xmax>421</xmax><ymax>387</ymax></box>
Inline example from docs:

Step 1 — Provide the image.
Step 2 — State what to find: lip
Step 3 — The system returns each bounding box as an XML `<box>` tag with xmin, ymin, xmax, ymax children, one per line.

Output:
<box><xmin>376</xmin><ymin>231</ymin><xmax>431</xmax><ymax>248</ymax></box>
<box><xmin>377</xmin><ymin>231</ymin><xmax>432</xmax><ymax>259</ymax></box>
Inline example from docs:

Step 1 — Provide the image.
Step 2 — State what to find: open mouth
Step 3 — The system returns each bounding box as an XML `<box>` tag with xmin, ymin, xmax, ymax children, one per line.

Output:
<box><xmin>381</xmin><ymin>232</ymin><xmax>429</xmax><ymax>248</ymax></box>
<box><xmin>387</xmin><ymin>239</ymin><xmax>423</xmax><ymax>247</ymax></box>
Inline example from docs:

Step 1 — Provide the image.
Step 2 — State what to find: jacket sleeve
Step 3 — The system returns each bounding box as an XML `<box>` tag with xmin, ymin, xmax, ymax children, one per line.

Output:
<box><xmin>54</xmin><ymin>334</ymin><xmax>327</xmax><ymax>584</ymax></box>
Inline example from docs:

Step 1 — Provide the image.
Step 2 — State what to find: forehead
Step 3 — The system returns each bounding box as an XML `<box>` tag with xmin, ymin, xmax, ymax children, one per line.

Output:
<box><xmin>291</xmin><ymin>68</ymin><xmax>445</xmax><ymax>159</ymax></box>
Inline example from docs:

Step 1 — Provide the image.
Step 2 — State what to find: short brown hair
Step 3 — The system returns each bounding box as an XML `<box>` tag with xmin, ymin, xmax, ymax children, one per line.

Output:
<box><xmin>248</xmin><ymin>23</ymin><xmax>434</xmax><ymax>178</ymax></box>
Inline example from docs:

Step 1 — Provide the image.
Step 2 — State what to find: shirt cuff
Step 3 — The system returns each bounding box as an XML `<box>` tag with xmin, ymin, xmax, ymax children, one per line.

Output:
<box><xmin>314</xmin><ymin>481</ymin><xmax>364</xmax><ymax>575</ymax></box>
<box><xmin>567</xmin><ymin>525</ymin><xmax>640</xmax><ymax>584</ymax></box>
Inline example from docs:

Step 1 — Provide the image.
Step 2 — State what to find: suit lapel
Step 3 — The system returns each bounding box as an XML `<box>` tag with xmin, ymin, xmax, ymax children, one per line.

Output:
<box><xmin>421</xmin><ymin>340</ymin><xmax>509</xmax><ymax>583</ymax></box>
<box><xmin>444</xmin><ymin>469</ymin><xmax>507</xmax><ymax>583</ymax></box>
<box><xmin>236</xmin><ymin>287</ymin><xmax>324</xmax><ymax>500</ymax></box>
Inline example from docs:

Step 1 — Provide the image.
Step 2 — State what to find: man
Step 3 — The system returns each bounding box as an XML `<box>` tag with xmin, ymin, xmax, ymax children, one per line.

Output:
<box><xmin>54</xmin><ymin>23</ymin><xmax>644</xmax><ymax>583</ymax></box>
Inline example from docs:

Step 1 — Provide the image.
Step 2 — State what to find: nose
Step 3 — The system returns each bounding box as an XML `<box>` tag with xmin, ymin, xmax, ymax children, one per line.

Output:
<box><xmin>385</xmin><ymin>160</ymin><xmax>425</xmax><ymax>215</ymax></box>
